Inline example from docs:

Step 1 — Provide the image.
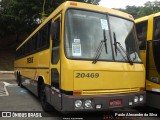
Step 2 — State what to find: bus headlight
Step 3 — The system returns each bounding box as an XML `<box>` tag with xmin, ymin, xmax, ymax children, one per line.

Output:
<box><xmin>139</xmin><ymin>95</ymin><xmax>143</xmax><ymax>102</ymax></box>
<box><xmin>75</xmin><ymin>100</ymin><xmax>83</xmax><ymax>109</ymax></box>
<box><xmin>134</xmin><ymin>96</ymin><xmax>139</xmax><ymax>103</ymax></box>
<box><xmin>84</xmin><ymin>100</ymin><xmax>92</xmax><ymax>109</ymax></box>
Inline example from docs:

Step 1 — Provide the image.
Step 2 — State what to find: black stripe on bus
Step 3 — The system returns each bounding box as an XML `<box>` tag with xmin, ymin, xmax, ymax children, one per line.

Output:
<box><xmin>60</xmin><ymin>89</ymin><xmax>73</xmax><ymax>95</ymax></box>
<box><xmin>15</xmin><ymin>45</ymin><xmax>50</xmax><ymax>60</ymax></box>
<box><xmin>146</xmin><ymin>90</ymin><xmax>160</xmax><ymax>95</ymax></box>
<box><xmin>14</xmin><ymin>67</ymin><xmax>49</xmax><ymax>69</ymax></box>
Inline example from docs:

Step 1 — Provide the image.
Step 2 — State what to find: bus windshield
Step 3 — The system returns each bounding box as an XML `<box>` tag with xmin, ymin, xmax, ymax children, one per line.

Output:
<box><xmin>65</xmin><ymin>9</ymin><xmax>141</xmax><ymax>63</ymax></box>
<box><xmin>109</xmin><ymin>15</ymin><xmax>141</xmax><ymax>62</ymax></box>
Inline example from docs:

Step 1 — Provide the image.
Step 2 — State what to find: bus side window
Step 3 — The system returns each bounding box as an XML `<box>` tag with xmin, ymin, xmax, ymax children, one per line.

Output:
<box><xmin>152</xmin><ymin>17</ymin><xmax>160</xmax><ymax>74</ymax></box>
<box><xmin>51</xmin><ymin>18</ymin><xmax>60</xmax><ymax>64</ymax></box>
<box><xmin>136</xmin><ymin>21</ymin><xmax>148</xmax><ymax>50</ymax></box>
<box><xmin>154</xmin><ymin>17</ymin><xmax>160</xmax><ymax>40</ymax></box>
<box><xmin>38</xmin><ymin>23</ymin><xmax>50</xmax><ymax>49</ymax></box>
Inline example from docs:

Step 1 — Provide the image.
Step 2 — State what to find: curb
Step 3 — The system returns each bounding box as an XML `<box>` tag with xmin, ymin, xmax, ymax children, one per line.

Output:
<box><xmin>0</xmin><ymin>71</ymin><xmax>14</xmax><ymax>74</ymax></box>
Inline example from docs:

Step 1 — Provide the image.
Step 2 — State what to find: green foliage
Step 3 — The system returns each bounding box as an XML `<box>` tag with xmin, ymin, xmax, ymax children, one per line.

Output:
<box><xmin>138</xmin><ymin>1</ymin><xmax>160</xmax><ymax>17</ymax></box>
<box><xmin>0</xmin><ymin>0</ymin><xmax>41</xmax><ymax>38</ymax></box>
<box><xmin>0</xmin><ymin>0</ymin><xmax>101</xmax><ymax>39</ymax></box>
<box><xmin>0</xmin><ymin>0</ymin><xmax>13</xmax><ymax>37</ymax></box>
<box><xmin>117</xmin><ymin>6</ymin><xmax>141</xmax><ymax>19</ymax></box>
<box><xmin>117</xmin><ymin>0</ymin><xmax>160</xmax><ymax>19</ymax></box>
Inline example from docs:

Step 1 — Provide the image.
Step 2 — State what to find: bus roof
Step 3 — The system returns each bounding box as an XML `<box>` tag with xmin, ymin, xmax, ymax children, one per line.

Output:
<box><xmin>154</xmin><ymin>12</ymin><xmax>160</xmax><ymax>18</ymax></box>
<box><xmin>135</xmin><ymin>12</ymin><xmax>160</xmax><ymax>23</ymax></box>
<box><xmin>16</xmin><ymin>1</ymin><xmax>134</xmax><ymax>50</ymax></box>
<box><xmin>135</xmin><ymin>15</ymin><xmax>149</xmax><ymax>23</ymax></box>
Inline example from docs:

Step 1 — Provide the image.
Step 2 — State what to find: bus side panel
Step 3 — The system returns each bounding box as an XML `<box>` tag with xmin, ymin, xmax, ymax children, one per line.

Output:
<box><xmin>20</xmin><ymin>69</ymin><xmax>50</xmax><ymax>95</ymax></box>
<box><xmin>15</xmin><ymin>49</ymin><xmax>50</xmax><ymax>96</ymax></box>
<box><xmin>146</xmin><ymin>38</ymin><xmax>160</xmax><ymax>109</ymax></box>
<box><xmin>21</xmin><ymin>75</ymin><xmax>38</xmax><ymax>96</ymax></box>
<box><xmin>146</xmin><ymin>80</ymin><xmax>160</xmax><ymax>109</ymax></box>
<box><xmin>50</xmin><ymin>87</ymin><xmax>62</xmax><ymax>111</ymax></box>
<box><xmin>146</xmin><ymin>91</ymin><xmax>160</xmax><ymax>109</ymax></box>
<box><xmin>145</xmin><ymin>14</ymin><xmax>160</xmax><ymax>109</ymax></box>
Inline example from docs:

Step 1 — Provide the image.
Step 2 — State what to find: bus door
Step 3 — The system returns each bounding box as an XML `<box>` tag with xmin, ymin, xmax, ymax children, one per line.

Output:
<box><xmin>145</xmin><ymin>16</ymin><xmax>160</xmax><ymax>109</ymax></box>
<box><xmin>50</xmin><ymin>15</ymin><xmax>62</xmax><ymax>111</ymax></box>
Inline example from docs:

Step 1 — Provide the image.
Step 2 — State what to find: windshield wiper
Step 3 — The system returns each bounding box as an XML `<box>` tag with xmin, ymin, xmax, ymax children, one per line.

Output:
<box><xmin>113</xmin><ymin>32</ymin><xmax>133</xmax><ymax>65</ymax></box>
<box><xmin>103</xmin><ymin>30</ymin><xmax>108</xmax><ymax>54</ymax></box>
<box><xmin>92</xmin><ymin>30</ymin><xmax>107</xmax><ymax>64</ymax></box>
<box><xmin>117</xmin><ymin>42</ymin><xmax>133</xmax><ymax>65</ymax></box>
<box><xmin>113</xmin><ymin>32</ymin><xmax>117</xmax><ymax>56</ymax></box>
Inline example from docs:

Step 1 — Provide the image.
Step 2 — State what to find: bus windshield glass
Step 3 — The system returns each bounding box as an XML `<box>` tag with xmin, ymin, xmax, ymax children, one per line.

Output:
<box><xmin>65</xmin><ymin>9</ymin><xmax>141</xmax><ymax>63</ymax></box>
<box><xmin>109</xmin><ymin>15</ymin><xmax>141</xmax><ymax>62</ymax></box>
<box><xmin>65</xmin><ymin>9</ymin><xmax>113</xmax><ymax>61</ymax></box>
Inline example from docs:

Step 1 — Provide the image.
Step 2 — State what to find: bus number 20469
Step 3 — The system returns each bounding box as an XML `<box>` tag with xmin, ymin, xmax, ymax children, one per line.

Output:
<box><xmin>76</xmin><ymin>73</ymin><xmax>99</xmax><ymax>78</ymax></box>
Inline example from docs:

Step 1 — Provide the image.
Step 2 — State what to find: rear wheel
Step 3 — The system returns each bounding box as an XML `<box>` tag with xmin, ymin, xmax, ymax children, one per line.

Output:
<box><xmin>17</xmin><ymin>74</ymin><xmax>23</xmax><ymax>88</ymax></box>
<box><xmin>40</xmin><ymin>83</ymin><xmax>52</xmax><ymax>112</ymax></box>
<box><xmin>17</xmin><ymin>73</ymin><xmax>20</xmax><ymax>86</ymax></box>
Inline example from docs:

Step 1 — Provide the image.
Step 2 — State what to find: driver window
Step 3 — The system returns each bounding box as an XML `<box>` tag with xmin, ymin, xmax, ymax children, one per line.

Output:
<box><xmin>136</xmin><ymin>21</ymin><xmax>148</xmax><ymax>50</ymax></box>
<box><xmin>51</xmin><ymin>18</ymin><xmax>60</xmax><ymax>64</ymax></box>
<box><xmin>154</xmin><ymin>17</ymin><xmax>160</xmax><ymax>40</ymax></box>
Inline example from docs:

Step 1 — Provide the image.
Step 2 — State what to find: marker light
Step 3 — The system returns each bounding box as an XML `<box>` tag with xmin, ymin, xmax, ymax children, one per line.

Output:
<box><xmin>70</xmin><ymin>2</ymin><xmax>77</xmax><ymax>6</ymax></box>
<box><xmin>96</xmin><ymin>104</ymin><xmax>102</xmax><ymax>109</ymax></box>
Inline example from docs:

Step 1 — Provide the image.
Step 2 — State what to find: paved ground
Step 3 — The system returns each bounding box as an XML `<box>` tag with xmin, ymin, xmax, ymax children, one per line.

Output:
<box><xmin>0</xmin><ymin>73</ymin><xmax>160</xmax><ymax>120</ymax></box>
<box><xmin>0</xmin><ymin>73</ymin><xmax>15</xmax><ymax>80</ymax></box>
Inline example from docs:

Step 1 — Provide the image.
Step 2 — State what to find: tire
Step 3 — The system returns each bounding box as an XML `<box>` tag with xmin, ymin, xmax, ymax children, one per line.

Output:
<box><xmin>40</xmin><ymin>83</ymin><xmax>52</xmax><ymax>112</ymax></box>
<box><xmin>17</xmin><ymin>73</ymin><xmax>20</xmax><ymax>86</ymax></box>
<box><xmin>19</xmin><ymin>76</ymin><xmax>24</xmax><ymax>88</ymax></box>
<box><xmin>18</xmin><ymin>74</ymin><xmax>23</xmax><ymax>88</ymax></box>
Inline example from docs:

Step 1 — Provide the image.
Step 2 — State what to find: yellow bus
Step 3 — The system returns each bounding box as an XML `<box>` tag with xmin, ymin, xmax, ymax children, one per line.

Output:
<box><xmin>135</xmin><ymin>12</ymin><xmax>160</xmax><ymax>109</ymax></box>
<box><xmin>14</xmin><ymin>1</ymin><xmax>145</xmax><ymax>112</ymax></box>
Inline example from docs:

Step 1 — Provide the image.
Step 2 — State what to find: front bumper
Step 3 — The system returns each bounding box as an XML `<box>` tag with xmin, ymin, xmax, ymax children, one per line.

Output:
<box><xmin>61</xmin><ymin>91</ymin><xmax>146</xmax><ymax>112</ymax></box>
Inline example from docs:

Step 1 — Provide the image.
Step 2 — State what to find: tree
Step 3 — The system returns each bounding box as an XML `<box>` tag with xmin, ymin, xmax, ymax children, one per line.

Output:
<box><xmin>43</xmin><ymin>0</ymin><xmax>101</xmax><ymax>18</ymax></box>
<box><xmin>117</xmin><ymin>6</ymin><xmax>142</xmax><ymax>19</ymax></box>
<box><xmin>0</xmin><ymin>0</ymin><xmax>14</xmax><ymax>37</ymax></box>
<box><xmin>138</xmin><ymin>1</ymin><xmax>160</xmax><ymax>17</ymax></box>
<box><xmin>0</xmin><ymin>0</ymin><xmax>101</xmax><ymax>49</ymax></box>
<box><xmin>0</xmin><ymin>0</ymin><xmax>41</xmax><ymax>38</ymax></box>
<box><xmin>116</xmin><ymin>0</ymin><xmax>160</xmax><ymax>19</ymax></box>
<box><xmin>0</xmin><ymin>0</ymin><xmax>101</xmax><ymax>37</ymax></box>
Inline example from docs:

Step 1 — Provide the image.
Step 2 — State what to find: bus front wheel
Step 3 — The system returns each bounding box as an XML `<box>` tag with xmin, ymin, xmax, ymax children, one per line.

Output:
<box><xmin>40</xmin><ymin>83</ymin><xmax>52</xmax><ymax>112</ymax></box>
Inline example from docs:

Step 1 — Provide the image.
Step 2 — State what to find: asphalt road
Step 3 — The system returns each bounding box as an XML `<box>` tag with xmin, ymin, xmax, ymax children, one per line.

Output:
<box><xmin>0</xmin><ymin>74</ymin><xmax>160</xmax><ymax>120</ymax></box>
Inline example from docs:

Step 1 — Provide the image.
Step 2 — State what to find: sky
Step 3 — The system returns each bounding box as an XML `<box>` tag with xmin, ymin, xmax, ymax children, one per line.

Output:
<box><xmin>99</xmin><ymin>0</ymin><xmax>160</xmax><ymax>9</ymax></box>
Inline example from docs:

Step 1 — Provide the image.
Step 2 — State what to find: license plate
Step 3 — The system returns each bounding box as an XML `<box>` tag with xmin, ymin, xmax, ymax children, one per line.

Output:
<box><xmin>109</xmin><ymin>99</ymin><xmax>122</xmax><ymax>106</ymax></box>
